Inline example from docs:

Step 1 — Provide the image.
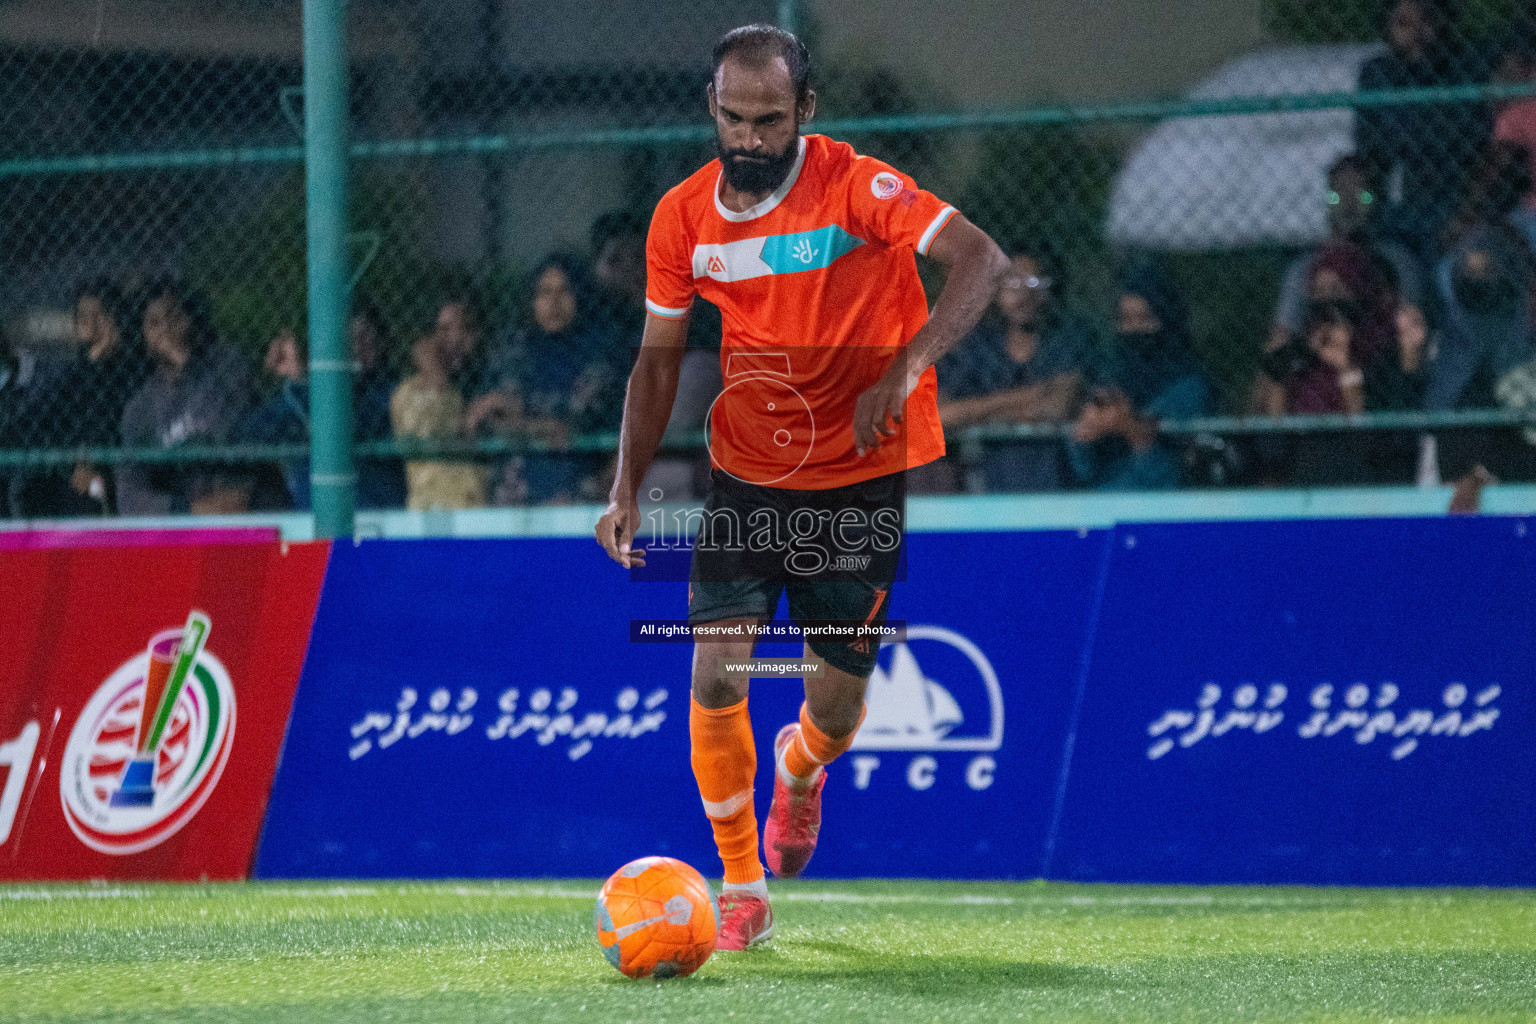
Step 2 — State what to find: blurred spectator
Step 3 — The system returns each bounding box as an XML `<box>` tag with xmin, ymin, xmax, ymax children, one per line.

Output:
<box><xmin>591</xmin><ymin>210</ymin><xmax>722</xmax><ymax>503</ymax></box>
<box><xmin>640</xmin><ymin>347</ymin><xmax>723</xmax><ymax>503</ymax></box>
<box><xmin>592</xmin><ymin>211</ymin><xmax>649</xmax><ymax>341</ymax></box>
<box><xmin>437</xmin><ymin>291</ymin><xmax>495</xmax><ymax>399</ymax></box>
<box><xmin>1264</xmin><ymin>243</ymin><xmax>1401</xmax><ymax>417</ymax></box>
<box><xmin>116</xmin><ymin>279</ymin><xmax>258</xmax><ymax>516</ymax></box>
<box><xmin>1429</xmin><ymin>141</ymin><xmax>1536</xmax><ymax>480</ymax></box>
<box><xmin>1254</xmin><ymin>234</ymin><xmax>1410</xmax><ymax>482</ymax></box>
<box><xmin>240</xmin><ymin>302</ymin><xmax>405</xmax><ymax>511</ymax></box>
<box><xmin>1267</xmin><ymin>156</ymin><xmax>1423</xmax><ymax>358</ymax></box>
<box><xmin>1490</xmin><ymin>27</ymin><xmax>1536</xmax><ymax>238</ymax></box>
<box><xmin>391</xmin><ymin>294</ymin><xmax>490</xmax><ymax>511</ymax></box>
<box><xmin>0</xmin><ymin>332</ymin><xmax>53</xmax><ymax>514</ymax></box>
<box><xmin>0</xmin><ymin>335</ymin><xmax>25</xmax><ymax>514</ymax></box>
<box><xmin>0</xmin><ymin>341</ymin><xmax>14</xmax><ymax>440</ymax></box>
<box><xmin>1287</xmin><ymin>300</ymin><xmax>1370</xmax><ymax>417</ymax></box>
<box><xmin>1434</xmin><ymin>143</ymin><xmax>1535</xmax><ymax>380</ymax></box>
<box><xmin>1356</xmin><ymin>0</ymin><xmax>1491</xmax><ymax>263</ymax></box>
<box><xmin>1266</xmin><ymin>298</ymin><xmax>1427</xmax><ymax>485</ymax></box>
<box><xmin>1254</xmin><ymin>156</ymin><xmax>1421</xmax><ymax>478</ymax></box>
<box><xmin>346</xmin><ymin>303</ymin><xmax>408</xmax><ymax>508</ymax></box>
<box><xmin>593</xmin><ymin>208</ymin><xmax>722</xmax><ymax>352</ymax></box>
<box><xmin>1368</xmin><ymin>302</ymin><xmax>1434</xmax><ymax>479</ymax></box>
<box><xmin>935</xmin><ymin>247</ymin><xmax>1091</xmax><ymax>492</ymax></box>
<box><xmin>592</xmin><ymin>213</ymin><xmax>724</xmax><ymax>504</ymax></box>
<box><xmin>468</xmin><ymin>254</ymin><xmax>628</xmax><ymax>504</ymax></box>
<box><xmin>1069</xmin><ymin>261</ymin><xmax>1210</xmax><ymax>490</ymax></box>
<box><xmin>1375</xmin><ymin>303</ymin><xmax>1433</xmax><ymax>409</ymax></box>
<box><xmin>5</xmin><ymin>279</ymin><xmax>150</xmax><ymax>517</ymax></box>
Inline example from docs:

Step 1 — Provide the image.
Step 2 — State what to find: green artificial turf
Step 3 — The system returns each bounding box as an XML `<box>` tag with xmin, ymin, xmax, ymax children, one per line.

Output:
<box><xmin>1</xmin><ymin>880</ymin><xmax>1533</xmax><ymax>1023</ymax></box>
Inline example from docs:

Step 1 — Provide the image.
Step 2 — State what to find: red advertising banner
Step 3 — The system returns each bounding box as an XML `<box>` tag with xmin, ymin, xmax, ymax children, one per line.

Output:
<box><xmin>0</xmin><ymin>541</ymin><xmax>330</xmax><ymax>880</ymax></box>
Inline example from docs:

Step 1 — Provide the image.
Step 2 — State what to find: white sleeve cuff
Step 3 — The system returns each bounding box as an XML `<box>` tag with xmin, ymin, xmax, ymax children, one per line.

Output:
<box><xmin>645</xmin><ymin>298</ymin><xmax>690</xmax><ymax>319</ymax></box>
<box><xmin>916</xmin><ymin>206</ymin><xmax>957</xmax><ymax>256</ymax></box>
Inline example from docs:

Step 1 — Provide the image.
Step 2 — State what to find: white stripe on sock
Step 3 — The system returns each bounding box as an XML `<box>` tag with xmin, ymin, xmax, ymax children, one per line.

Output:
<box><xmin>775</xmin><ymin>731</ymin><xmax>823</xmax><ymax>788</ymax></box>
<box><xmin>722</xmin><ymin>878</ymin><xmax>769</xmax><ymax>901</ymax></box>
<box><xmin>700</xmin><ymin>790</ymin><xmax>752</xmax><ymax>819</ymax></box>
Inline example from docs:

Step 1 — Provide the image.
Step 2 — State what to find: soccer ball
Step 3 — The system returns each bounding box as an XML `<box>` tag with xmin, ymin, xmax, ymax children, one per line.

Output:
<box><xmin>595</xmin><ymin>856</ymin><xmax>718</xmax><ymax>978</ymax></box>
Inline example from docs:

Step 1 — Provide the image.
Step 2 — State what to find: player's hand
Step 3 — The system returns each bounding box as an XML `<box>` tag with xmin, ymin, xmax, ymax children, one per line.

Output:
<box><xmin>853</xmin><ymin>363</ymin><xmax>918</xmax><ymax>456</ymax></box>
<box><xmin>595</xmin><ymin>496</ymin><xmax>647</xmax><ymax>568</ymax></box>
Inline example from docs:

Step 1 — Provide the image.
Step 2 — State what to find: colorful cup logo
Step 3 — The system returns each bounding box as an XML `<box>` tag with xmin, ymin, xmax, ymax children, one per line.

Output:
<box><xmin>60</xmin><ymin>612</ymin><xmax>235</xmax><ymax>855</ymax></box>
<box><xmin>108</xmin><ymin>627</ymin><xmax>187</xmax><ymax>808</ymax></box>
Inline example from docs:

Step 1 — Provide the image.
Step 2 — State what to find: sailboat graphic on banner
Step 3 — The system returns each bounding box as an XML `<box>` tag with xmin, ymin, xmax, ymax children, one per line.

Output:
<box><xmin>851</xmin><ymin>626</ymin><xmax>1004</xmax><ymax>752</ymax></box>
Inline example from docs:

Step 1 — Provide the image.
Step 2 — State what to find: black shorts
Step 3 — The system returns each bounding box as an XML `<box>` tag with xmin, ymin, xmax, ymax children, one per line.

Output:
<box><xmin>687</xmin><ymin>468</ymin><xmax>905</xmax><ymax>678</ymax></box>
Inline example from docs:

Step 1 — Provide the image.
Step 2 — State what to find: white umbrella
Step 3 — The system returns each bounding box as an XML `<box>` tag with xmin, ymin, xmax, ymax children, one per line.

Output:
<box><xmin>1107</xmin><ymin>43</ymin><xmax>1386</xmax><ymax>251</ymax></box>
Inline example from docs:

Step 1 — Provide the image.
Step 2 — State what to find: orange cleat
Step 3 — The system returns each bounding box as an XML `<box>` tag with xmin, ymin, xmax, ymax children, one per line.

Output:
<box><xmin>764</xmin><ymin>723</ymin><xmax>825</xmax><ymax>879</ymax></box>
<box><xmin>715</xmin><ymin>891</ymin><xmax>774</xmax><ymax>950</ymax></box>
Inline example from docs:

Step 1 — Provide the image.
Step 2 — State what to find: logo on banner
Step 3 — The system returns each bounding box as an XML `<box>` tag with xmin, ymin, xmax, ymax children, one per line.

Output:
<box><xmin>855</xmin><ymin>626</ymin><xmax>1002</xmax><ymax>751</ymax></box>
<box><xmin>60</xmin><ymin>612</ymin><xmax>236</xmax><ymax>855</ymax></box>
<box><xmin>849</xmin><ymin>626</ymin><xmax>1002</xmax><ymax>791</ymax></box>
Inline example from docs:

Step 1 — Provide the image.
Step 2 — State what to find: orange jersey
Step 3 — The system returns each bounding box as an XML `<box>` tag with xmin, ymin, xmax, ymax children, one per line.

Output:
<box><xmin>645</xmin><ymin>133</ymin><xmax>956</xmax><ymax>489</ymax></box>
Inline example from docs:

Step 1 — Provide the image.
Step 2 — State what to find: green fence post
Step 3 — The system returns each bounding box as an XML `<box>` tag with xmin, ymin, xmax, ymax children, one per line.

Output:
<box><xmin>778</xmin><ymin>0</ymin><xmax>798</xmax><ymax>35</ymax></box>
<box><xmin>303</xmin><ymin>0</ymin><xmax>355</xmax><ymax>538</ymax></box>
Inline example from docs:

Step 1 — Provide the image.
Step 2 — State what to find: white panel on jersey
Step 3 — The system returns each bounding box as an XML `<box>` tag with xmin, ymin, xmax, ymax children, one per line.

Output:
<box><xmin>692</xmin><ymin>237</ymin><xmax>772</xmax><ymax>282</ymax></box>
<box><xmin>725</xmin><ymin>352</ymin><xmax>792</xmax><ymax>378</ymax></box>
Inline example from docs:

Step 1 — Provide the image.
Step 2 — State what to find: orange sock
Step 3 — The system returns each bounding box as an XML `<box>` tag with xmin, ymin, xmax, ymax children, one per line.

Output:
<box><xmin>779</xmin><ymin>701</ymin><xmax>866</xmax><ymax>788</ymax></box>
<box><xmin>690</xmin><ymin>696</ymin><xmax>764</xmax><ymax>885</ymax></box>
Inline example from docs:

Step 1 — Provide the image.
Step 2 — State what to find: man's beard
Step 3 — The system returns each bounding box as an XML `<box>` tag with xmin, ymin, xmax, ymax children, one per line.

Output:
<box><xmin>717</xmin><ymin>133</ymin><xmax>799</xmax><ymax>194</ymax></box>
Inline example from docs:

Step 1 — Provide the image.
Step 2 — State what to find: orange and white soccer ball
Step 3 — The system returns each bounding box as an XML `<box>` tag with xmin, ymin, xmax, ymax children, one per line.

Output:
<box><xmin>595</xmin><ymin>856</ymin><xmax>718</xmax><ymax>978</ymax></box>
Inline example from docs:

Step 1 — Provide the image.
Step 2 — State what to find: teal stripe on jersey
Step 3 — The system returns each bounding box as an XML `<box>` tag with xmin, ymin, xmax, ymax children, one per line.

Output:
<box><xmin>757</xmin><ymin>225</ymin><xmax>865</xmax><ymax>276</ymax></box>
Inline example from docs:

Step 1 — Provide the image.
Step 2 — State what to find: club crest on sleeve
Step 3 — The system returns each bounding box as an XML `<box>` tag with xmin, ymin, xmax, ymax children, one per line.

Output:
<box><xmin>870</xmin><ymin>172</ymin><xmax>903</xmax><ymax>200</ymax></box>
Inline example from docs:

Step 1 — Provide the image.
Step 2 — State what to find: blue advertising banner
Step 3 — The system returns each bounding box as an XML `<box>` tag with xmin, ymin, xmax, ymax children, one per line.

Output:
<box><xmin>255</xmin><ymin>530</ymin><xmax>1109</xmax><ymax>879</ymax></box>
<box><xmin>257</xmin><ymin>517</ymin><xmax>1535</xmax><ymax>884</ymax></box>
<box><xmin>256</xmin><ymin>537</ymin><xmax>700</xmax><ymax>879</ymax></box>
<box><xmin>765</xmin><ymin>529</ymin><xmax>1110</xmax><ymax>877</ymax></box>
<box><xmin>1046</xmin><ymin>517</ymin><xmax>1536</xmax><ymax>886</ymax></box>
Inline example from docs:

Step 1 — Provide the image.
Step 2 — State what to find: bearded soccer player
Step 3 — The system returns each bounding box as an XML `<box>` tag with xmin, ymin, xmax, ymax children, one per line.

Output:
<box><xmin>595</xmin><ymin>24</ymin><xmax>1007</xmax><ymax>950</ymax></box>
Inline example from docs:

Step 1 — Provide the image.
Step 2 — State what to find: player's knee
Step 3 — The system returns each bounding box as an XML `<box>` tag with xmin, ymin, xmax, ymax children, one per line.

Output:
<box><xmin>807</xmin><ymin>702</ymin><xmax>863</xmax><ymax>740</ymax></box>
<box><xmin>804</xmin><ymin>679</ymin><xmax>867</xmax><ymax>739</ymax></box>
<box><xmin>691</xmin><ymin>662</ymin><xmax>750</xmax><ymax>708</ymax></box>
<box><xmin>693</xmin><ymin>676</ymin><xmax>749</xmax><ymax>708</ymax></box>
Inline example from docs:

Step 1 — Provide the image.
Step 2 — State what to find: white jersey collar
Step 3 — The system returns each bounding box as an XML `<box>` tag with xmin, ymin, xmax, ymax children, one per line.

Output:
<box><xmin>714</xmin><ymin>136</ymin><xmax>807</xmax><ymax>223</ymax></box>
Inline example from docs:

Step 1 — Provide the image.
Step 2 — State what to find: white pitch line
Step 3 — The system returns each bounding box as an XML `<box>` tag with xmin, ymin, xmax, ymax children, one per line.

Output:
<box><xmin>2</xmin><ymin>888</ymin><xmax>146</xmax><ymax>901</ymax></box>
<box><xmin>770</xmin><ymin>892</ymin><xmax>1223</xmax><ymax>906</ymax></box>
<box><xmin>0</xmin><ymin>886</ymin><xmax>381</xmax><ymax>902</ymax></box>
<box><xmin>375</xmin><ymin>886</ymin><xmax>1229</xmax><ymax>907</ymax></box>
<box><xmin>449</xmin><ymin>886</ymin><xmax>593</xmax><ymax>900</ymax></box>
<box><xmin>0</xmin><ymin>884</ymin><xmax>1432</xmax><ymax>911</ymax></box>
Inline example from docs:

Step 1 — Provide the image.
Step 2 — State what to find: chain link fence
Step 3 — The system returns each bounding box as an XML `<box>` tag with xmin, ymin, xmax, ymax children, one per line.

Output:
<box><xmin>3</xmin><ymin>0</ymin><xmax>1536</xmax><ymax>519</ymax></box>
